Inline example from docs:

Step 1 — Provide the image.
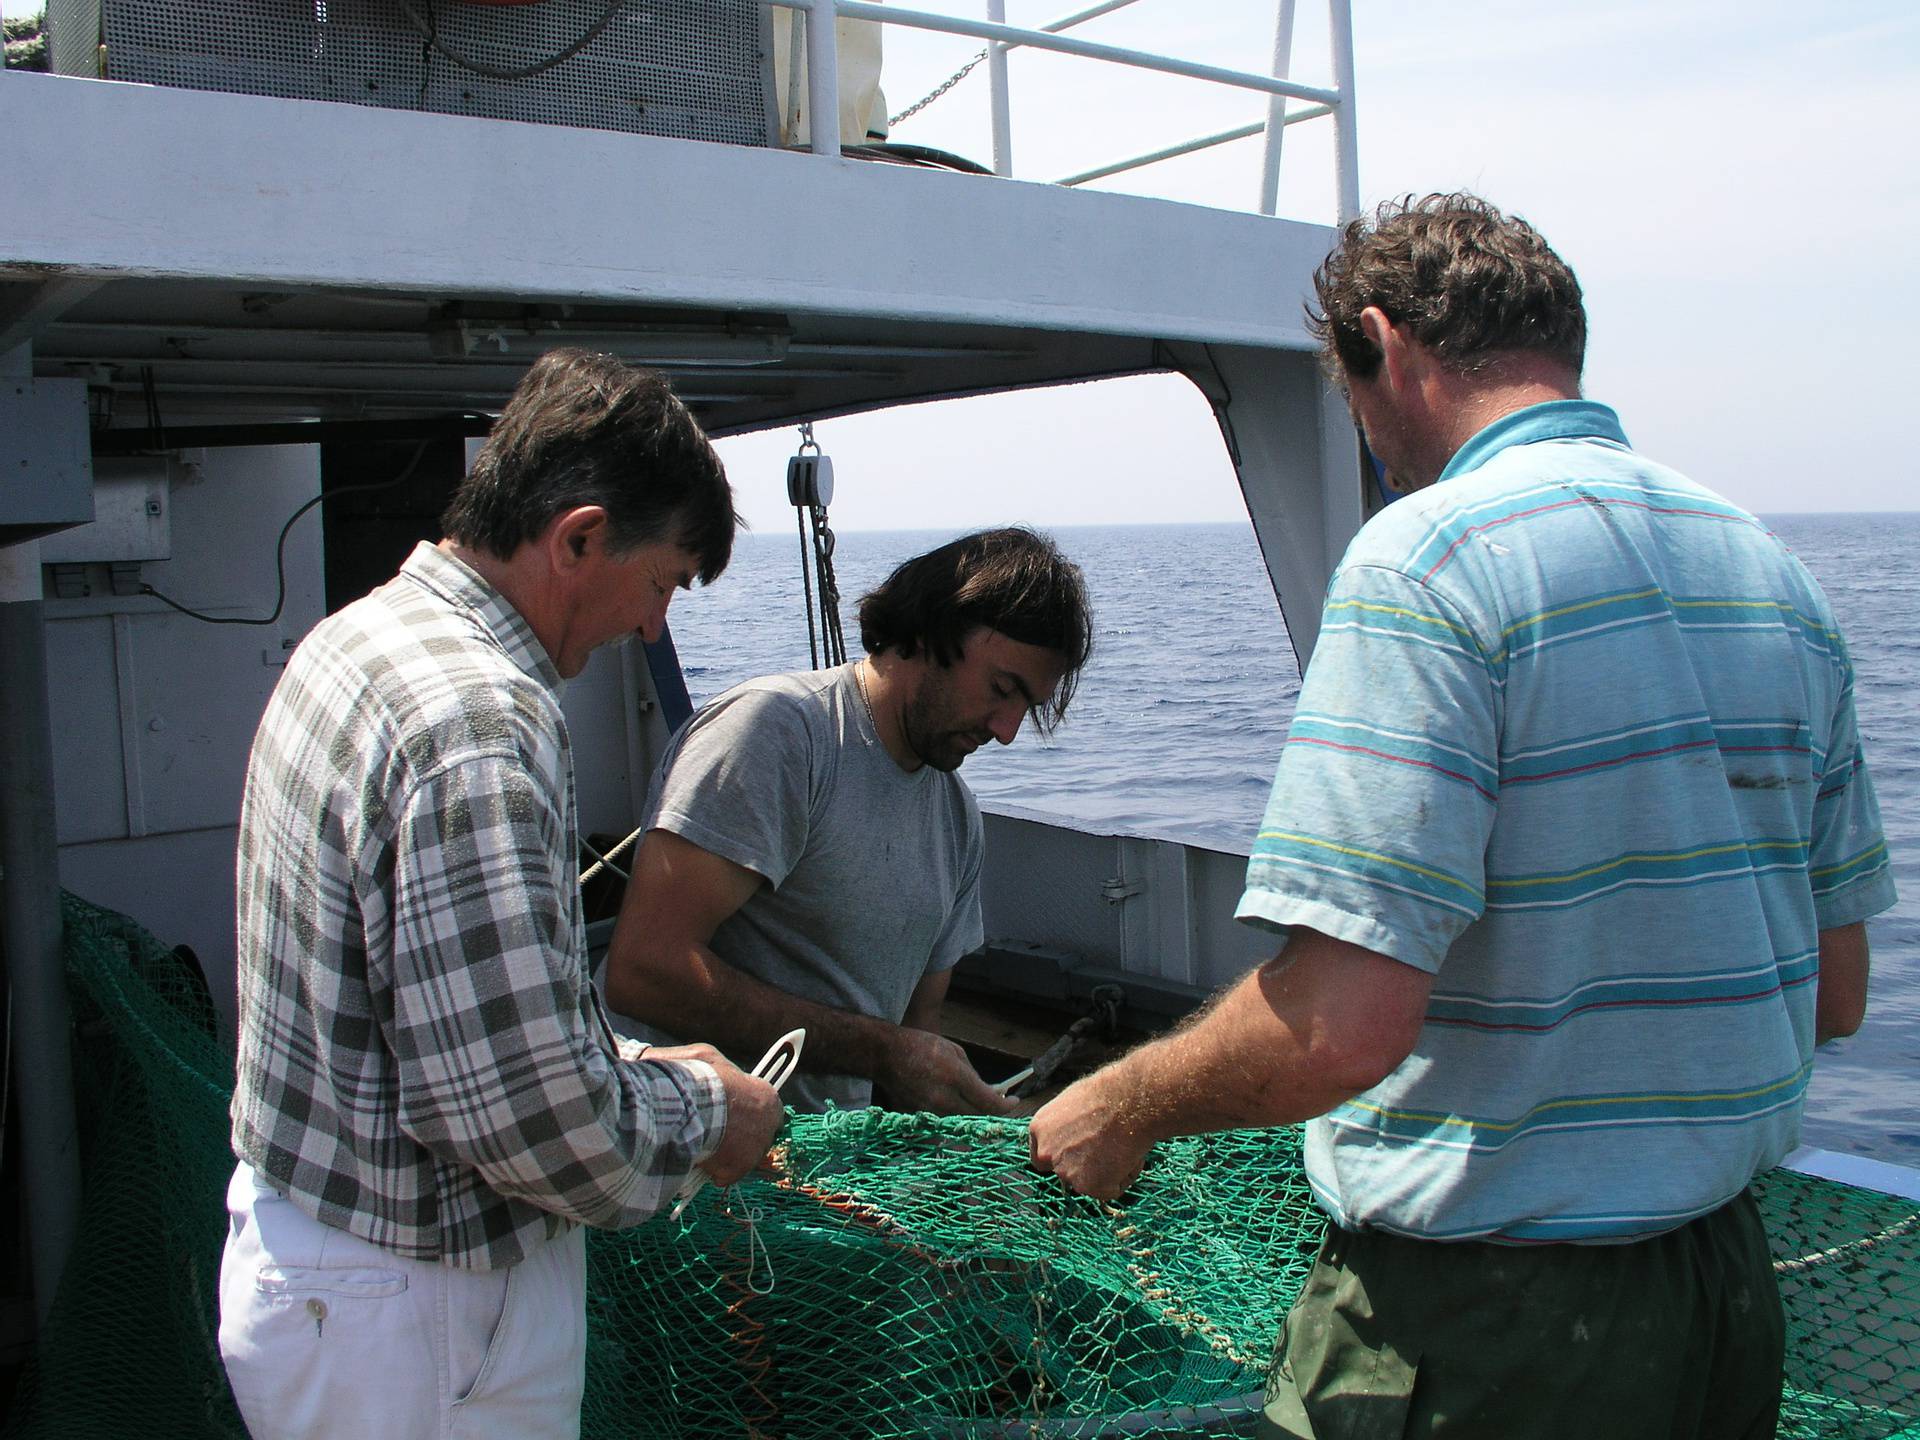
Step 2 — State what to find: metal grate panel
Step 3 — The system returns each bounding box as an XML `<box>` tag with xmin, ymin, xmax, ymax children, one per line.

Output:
<box><xmin>59</xmin><ymin>0</ymin><xmax>774</xmax><ymax>144</ymax></box>
<box><xmin>46</xmin><ymin>0</ymin><xmax>101</xmax><ymax>77</ymax></box>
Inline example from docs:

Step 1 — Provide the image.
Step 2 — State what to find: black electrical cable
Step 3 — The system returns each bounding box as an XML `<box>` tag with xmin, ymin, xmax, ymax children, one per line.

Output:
<box><xmin>140</xmin><ymin>366</ymin><xmax>166</xmax><ymax>451</ymax></box>
<box><xmin>392</xmin><ymin>0</ymin><xmax>627</xmax><ymax>82</ymax></box>
<box><xmin>140</xmin><ymin>442</ymin><xmax>432</xmax><ymax>627</ymax></box>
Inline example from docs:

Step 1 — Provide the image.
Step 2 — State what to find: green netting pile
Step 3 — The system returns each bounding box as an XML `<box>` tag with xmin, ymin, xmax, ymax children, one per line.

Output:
<box><xmin>1769</xmin><ymin>1167</ymin><xmax>1920</xmax><ymax>1439</ymax></box>
<box><xmin>1</xmin><ymin>893</ymin><xmax>243</xmax><ymax>1438</ymax></box>
<box><xmin>4</xmin><ymin>893</ymin><xmax>1918</xmax><ymax>1439</ymax></box>
<box><xmin>586</xmin><ymin>1110</ymin><xmax>1314</xmax><ymax>1437</ymax></box>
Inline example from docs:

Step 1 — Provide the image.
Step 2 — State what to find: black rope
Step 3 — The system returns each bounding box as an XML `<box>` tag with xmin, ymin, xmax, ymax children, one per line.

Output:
<box><xmin>796</xmin><ymin>504</ymin><xmax>821</xmax><ymax>669</ymax></box>
<box><xmin>392</xmin><ymin>0</ymin><xmax>627</xmax><ymax>82</ymax></box>
<box><xmin>808</xmin><ymin>505</ymin><xmax>846</xmax><ymax>667</ymax></box>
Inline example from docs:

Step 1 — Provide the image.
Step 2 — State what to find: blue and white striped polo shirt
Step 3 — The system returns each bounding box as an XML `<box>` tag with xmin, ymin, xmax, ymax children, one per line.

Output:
<box><xmin>1237</xmin><ymin>400</ymin><xmax>1895</xmax><ymax>1243</ymax></box>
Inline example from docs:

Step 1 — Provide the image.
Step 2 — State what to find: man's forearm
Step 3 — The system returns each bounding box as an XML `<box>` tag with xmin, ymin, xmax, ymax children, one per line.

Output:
<box><xmin>611</xmin><ymin>945</ymin><xmax>1010</xmax><ymax>1116</ymax></box>
<box><xmin>610</xmin><ymin>941</ymin><xmax>905</xmax><ymax>1080</ymax></box>
<box><xmin>1029</xmin><ymin>930</ymin><xmax>1431</xmax><ymax>1199</ymax></box>
<box><xmin>1814</xmin><ymin>920</ymin><xmax>1870</xmax><ymax>1044</ymax></box>
<box><xmin>1090</xmin><ymin>954</ymin><xmax>1394</xmax><ymax>1143</ymax></box>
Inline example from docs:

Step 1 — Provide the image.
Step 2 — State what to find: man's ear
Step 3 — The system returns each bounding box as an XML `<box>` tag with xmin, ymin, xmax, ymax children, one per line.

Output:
<box><xmin>1358</xmin><ymin>306</ymin><xmax>1410</xmax><ymax>393</ymax></box>
<box><xmin>547</xmin><ymin>506</ymin><xmax>610</xmax><ymax>572</ymax></box>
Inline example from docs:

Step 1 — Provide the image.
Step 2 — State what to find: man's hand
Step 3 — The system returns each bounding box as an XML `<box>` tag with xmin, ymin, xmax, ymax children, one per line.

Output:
<box><xmin>1029</xmin><ymin>931</ymin><xmax>1431</xmax><ymax>1201</ymax></box>
<box><xmin>876</xmin><ymin>1028</ymin><xmax>1018</xmax><ymax>1117</ymax></box>
<box><xmin>645</xmin><ymin>1043</ymin><xmax>785</xmax><ymax>1187</ymax></box>
<box><xmin>1028</xmin><ymin>1070</ymin><xmax>1154</xmax><ymax>1201</ymax></box>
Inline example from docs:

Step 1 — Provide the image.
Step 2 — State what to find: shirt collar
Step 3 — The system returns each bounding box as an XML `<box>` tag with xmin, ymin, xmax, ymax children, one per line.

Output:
<box><xmin>399</xmin><ymin>542</ymin><xmax>564</xmax><ymax>693</ymax></box>
<box><xmin>1437</xmin><ymin>399</ymin><xmax>1630</xmax><ymax>484</ymax></box>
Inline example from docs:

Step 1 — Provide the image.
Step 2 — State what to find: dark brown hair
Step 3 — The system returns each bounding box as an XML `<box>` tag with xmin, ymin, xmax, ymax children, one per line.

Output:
<box><xmin>1308</xmin><ymin>193</ymin><xmax>1586</xmax><ymax>382</ymax></box>
<box><xmin>442</xmin><ymin>347</ymin><xmax>737</xmax><ymax>580</ymax></box>
<box><xmin>858</xmin><ymin>527</ymin><xmax>1093</xmax><ymax>732</ymax></box>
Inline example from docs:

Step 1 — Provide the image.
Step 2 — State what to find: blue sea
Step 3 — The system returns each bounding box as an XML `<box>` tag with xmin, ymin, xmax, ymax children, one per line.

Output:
<box><xmin>664</xmin><ymin>515</ymin><xmax>1920</xmax><ymax>1171</ymax></box>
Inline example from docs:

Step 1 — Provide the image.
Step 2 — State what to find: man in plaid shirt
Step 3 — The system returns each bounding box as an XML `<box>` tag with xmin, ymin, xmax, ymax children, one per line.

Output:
<box><xmin>218</xmin><ymin>349</ymin><xmax>785</xmax><ymax>1440</ymax></box>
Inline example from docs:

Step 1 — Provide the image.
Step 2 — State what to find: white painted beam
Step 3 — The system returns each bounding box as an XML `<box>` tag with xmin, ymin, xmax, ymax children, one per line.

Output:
<box><xmin>0</xmin><ymin>74</ymin><xmax>1332</xmax><ymax>354</ymax></box>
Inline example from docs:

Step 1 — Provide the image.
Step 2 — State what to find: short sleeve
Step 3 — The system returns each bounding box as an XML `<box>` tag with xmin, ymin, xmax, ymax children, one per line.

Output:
<box><xmin>1236</xmin><ymin>564</ymin><xmax>1501</xmax><ymax>972</ymax></box>
<box><xmin>644</xmin><ymin>686</ymin><xmax>818</xmax><ymax>887</ymax></box>
<box><xmin>1808</xmin><ymin>660</ymin><xmax>1897</xmax><ymax>929</ymax></box>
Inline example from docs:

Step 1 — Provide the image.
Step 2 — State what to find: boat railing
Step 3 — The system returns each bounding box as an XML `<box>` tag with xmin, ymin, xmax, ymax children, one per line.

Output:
<box><xmin>776</xmin><ymin>0</ymin><xmax>1361</xmax><ymax>221</ymax></box>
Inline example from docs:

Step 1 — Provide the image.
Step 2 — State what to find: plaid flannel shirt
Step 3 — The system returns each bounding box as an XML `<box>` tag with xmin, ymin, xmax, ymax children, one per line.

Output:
<box><xmin>231</xmin><ymin>542</ymin><xmax>726</xmax><ymax>1269</ymax></box>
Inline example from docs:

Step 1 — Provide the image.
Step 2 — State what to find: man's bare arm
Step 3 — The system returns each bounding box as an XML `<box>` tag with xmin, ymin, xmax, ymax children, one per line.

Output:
<box><xmin>901</xmin><ymin>965</ymin><xmax>951</xmax><ymax>1033</ymax></box>
<box><xmin>874</xmin><ymin>965</ymin><xmax>1011</xmax><ymax>1114</ymax></box>
<box><xmin>1815</xmin><ymin>920</ymin><xmax>1869</xmax><ymax>1044</ymax></box>
<box><xmin>604</xmin><ymin>830</ymin><xmax>1013</xmax><ymax>1115</ymax></box>
<box><xmin>1028</xmin><ymin>926</ymin><xmax>1431</xmax><ymax>1199</ymax></box>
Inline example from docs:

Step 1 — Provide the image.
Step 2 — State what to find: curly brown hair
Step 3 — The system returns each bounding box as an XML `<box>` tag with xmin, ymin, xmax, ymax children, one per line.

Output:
<box><xmin>1308</xmin><ymin>193</ymin><xmax>1586</xmax><ymax>383</ymax></box>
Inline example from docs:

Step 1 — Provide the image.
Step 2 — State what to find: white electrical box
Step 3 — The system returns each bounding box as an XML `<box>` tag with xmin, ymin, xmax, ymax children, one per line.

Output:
<box><xmin>40</xmin><ymin>457</ymin><xmax>173</xmax><ymax>563</ymax></box>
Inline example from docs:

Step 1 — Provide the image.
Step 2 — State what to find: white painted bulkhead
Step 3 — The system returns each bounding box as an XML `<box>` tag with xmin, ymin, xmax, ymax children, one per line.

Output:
<box><xmin>38</xmin><ymin>446</ymin><xmax>669</xmax><ymax>1039</ymax></box>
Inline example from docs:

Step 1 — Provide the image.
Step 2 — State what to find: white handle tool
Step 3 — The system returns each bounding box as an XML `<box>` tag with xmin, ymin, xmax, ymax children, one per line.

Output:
<box><xmin>668</xmin><ymin>1027</ymin><xmax>806</xmax><ymax>1221</ymax></box>
<box><xmin>991</xmin><ymin>1064</ymin><xmax>1035</xmax><ymax>1097</ymax></box>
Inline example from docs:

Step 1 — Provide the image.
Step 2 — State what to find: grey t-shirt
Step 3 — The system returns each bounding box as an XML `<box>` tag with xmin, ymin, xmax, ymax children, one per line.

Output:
<box><xmin>626</xmin><ymin>663</ymin><xmax>984</xmax><ymax>1112</ymax></box>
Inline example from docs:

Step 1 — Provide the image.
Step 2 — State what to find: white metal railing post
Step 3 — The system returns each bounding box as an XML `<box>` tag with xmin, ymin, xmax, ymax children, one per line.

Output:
<box><xmin>1256</xmin><ymin>0</ymin><xmax>1297</xmax><ymax>216</ymax></box>
<box><xmin>986</xmin><ymin>0</ymin><xmax>1014</xmax><ymax>178</ymax></box>
<box><xmin>824</xmin><ymin>0</ymin><xmax>1351</xmax><ymax>209</ymax></box>
<box><xmin>1328</xmin><ymin>0</ymin><xmax>1360</xmax><ymax>222</ymax></box>
<box><xmin>806</xmin><ymin>0</ymin><xmax>843</xmax><ymax>156</ymax></box>
<box><xmin>832</xmin><ymin>5</ymin><xmax>1338</xmax><ymax>108</ymax></box>
<box><xmin>1033</xmin><ymin>0</ymin><xmax>1139</xmax><ymax>42</ymax></box>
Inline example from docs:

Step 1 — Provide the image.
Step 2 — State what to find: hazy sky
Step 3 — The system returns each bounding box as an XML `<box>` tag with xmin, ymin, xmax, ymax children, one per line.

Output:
<box><xmin>710</xmin><ymin>1</ymin><xmax>1920</xmax><ymax>532</ymax></box>
<box><xmin>9</xmin><ymin>2</ymin><xmax>1915</xmax><ymax>531</ymax></box>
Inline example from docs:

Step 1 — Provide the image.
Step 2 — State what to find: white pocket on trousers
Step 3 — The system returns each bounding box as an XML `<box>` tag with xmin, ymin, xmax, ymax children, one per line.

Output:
<box><xmin>254</xmin><ymin>1265</ymin><xmax>408</xmax><ymax>1300</ymax></box>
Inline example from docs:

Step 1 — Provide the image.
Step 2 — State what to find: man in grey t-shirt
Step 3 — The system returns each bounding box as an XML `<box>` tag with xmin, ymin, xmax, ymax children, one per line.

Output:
<box><xmin>604</xmin><ymin>528</ymin><xmax>1093</xmax><ymax>1114</ymax></box>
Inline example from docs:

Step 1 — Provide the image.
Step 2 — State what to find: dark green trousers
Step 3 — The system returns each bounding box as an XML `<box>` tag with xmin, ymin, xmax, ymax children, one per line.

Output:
<box><xmin>1260</xmin><ymin>1189</ymin><xmax>1784</xmax><ymax>1440</ymax></box>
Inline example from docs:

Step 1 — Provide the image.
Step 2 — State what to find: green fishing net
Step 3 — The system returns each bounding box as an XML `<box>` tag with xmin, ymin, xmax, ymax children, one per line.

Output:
<box><xmin>4</xmin><ymin>893</ymin><xmax>1917</xmax><ymax>1438</ymax></box>
<box><xmin>585</xmin><ymin>1108</ymin><xmax>1312</xmax><ymax>1438</ymax></box>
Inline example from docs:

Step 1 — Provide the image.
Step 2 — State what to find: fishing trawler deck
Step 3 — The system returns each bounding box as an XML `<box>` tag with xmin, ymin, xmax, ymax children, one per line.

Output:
<box><xmin>3</xmin><ymin>4</ymin><xmax>1916</xmax><ymax>1436</ymax></box>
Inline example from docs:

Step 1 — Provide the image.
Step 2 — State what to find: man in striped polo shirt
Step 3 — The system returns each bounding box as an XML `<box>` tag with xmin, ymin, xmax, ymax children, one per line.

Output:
<box><xmin>1029</xmin><ymin>193</ymin><xmax>1895</xmax><ymax>1436</ymax></box>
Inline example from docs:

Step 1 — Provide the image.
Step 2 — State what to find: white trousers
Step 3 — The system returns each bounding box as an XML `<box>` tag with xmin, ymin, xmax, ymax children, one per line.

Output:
<box><xmin>218</xmin><ymin>1163</ymin><xmax>586</xmax><ymax>1440</ymax></box>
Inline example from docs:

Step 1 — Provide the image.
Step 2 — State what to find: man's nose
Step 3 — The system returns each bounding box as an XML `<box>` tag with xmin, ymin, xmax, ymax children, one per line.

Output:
<box><xmin>988</xmin><ymin>708</ymin><xmax>1023</xmax><ymax>745</ymax></box>
<box><xmin>639</xmin><ymin>597</ymin><xmax>671</xmax><ymax>645</ymax></box>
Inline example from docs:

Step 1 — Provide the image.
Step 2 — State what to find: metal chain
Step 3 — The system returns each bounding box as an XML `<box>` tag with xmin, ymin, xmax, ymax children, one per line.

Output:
<box><xmin>810</xmin><ymin>505</ymin><xmax>847</xmax><ymax>667</ymax></box>
<box><xmin>887</xmin><ymin>46</ymin><xmax>990</xmax><ymax>129</ymax></box>
<box><xmin>793</xmin><ymin>422</ymin><xmax>847</xmax><ymax>669</ymax></box>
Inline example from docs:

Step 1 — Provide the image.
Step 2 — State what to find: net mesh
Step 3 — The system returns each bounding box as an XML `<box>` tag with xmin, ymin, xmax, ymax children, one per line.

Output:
<box><xmin>4</xmin><ymin>893</ymin><xmax>1917</xmax><ymax>1439</ymax></box>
